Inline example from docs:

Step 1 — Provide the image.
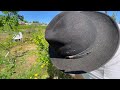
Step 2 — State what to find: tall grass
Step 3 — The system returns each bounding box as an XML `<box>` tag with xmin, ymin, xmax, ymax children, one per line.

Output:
<box><xmin>0</xmin><ymin>25</ymin><xmax>72</xmax><ymax>79</ymax></box>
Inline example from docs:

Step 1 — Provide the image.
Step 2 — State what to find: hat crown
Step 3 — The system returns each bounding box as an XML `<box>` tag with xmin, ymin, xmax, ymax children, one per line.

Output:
<box><xmin>45</xmin><ymin>12</ymin><xmax>97</xmax><ymax>57</ymax></box>
<box><xmin>45</xmin><ymin>11</ymin><xmax>120</xmax><ymax>74</ymax></box>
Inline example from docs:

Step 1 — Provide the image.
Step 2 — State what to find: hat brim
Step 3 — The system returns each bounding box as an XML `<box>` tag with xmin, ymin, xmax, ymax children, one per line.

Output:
<box><xmin>48</xmin><ymin>11</ymin><xmax>120</xmax><ymax>74</ymax></box>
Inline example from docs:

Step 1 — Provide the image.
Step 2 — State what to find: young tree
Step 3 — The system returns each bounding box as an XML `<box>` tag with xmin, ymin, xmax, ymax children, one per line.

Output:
<box><xmin>0</xmin><ymin>11</ymin><xmax>24</xmax><ymax>58</ymax></box>
<box><xmin>0</xmin><ymin>11</ymin><xmax>24</xmax><ymax>31</ymax></box>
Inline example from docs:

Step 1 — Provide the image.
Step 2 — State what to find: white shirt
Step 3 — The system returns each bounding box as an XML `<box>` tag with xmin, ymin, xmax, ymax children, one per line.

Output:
<box><xmin>82</xmin><ymin>24</ymin><xmax>120</xmax><ymax>79</ymax></box>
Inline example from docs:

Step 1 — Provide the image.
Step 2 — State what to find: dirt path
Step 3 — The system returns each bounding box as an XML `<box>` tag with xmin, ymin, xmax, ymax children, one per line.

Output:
<box><xmin>9</xmin><ymin>43</ymin><xmax>38</xmax><ymax>78</ymax></box>
<box><xmin>10</xmin><ymin>43</ymin><xmax>37</xmax><ymax>54</ymax></box>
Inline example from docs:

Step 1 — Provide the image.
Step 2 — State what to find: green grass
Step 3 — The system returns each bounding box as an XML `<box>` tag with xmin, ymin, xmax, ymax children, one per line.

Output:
<box><xmin>0</xmin><ymin>25</ymin><xmax>72</xmax><ymax>79</ymax></box>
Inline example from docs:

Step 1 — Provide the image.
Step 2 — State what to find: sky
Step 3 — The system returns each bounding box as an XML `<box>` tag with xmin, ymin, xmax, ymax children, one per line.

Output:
<box><xmin>18</xmin><ymin>11</ymin><xmax>61</xmax><ymax>24</ymax></box>
<box><xmin>0</xmin><ymin>11</ymin><xmax>120</xmax><ymax>24</ymax></box>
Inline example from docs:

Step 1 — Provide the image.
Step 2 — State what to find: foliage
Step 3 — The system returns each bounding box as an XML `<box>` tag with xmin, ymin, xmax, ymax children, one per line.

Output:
<box><xmin>0</xmin><ymin>20</ymin><xmax>72</xmax><ymax>79</ymax></box>
<box><xmin>32</xmin><ymin>21</ymin><xmax>39</xmax><ymax>23</ymax></box>
<box><xmin>0</xmin><ymin>11</ymin><xmax>23</xmax><ymax>32</ymax></box>
<box><xmin>0</xmin><ymin>15</ymin><xmax>4</xmax><ymax>27</ymax></box>
<box><xmin>111</xmin><ymin>12</ymin><xmax>117</xmax><ymax>21</ymax></box>
<box><xmin>104</xmin><ymin>11</ymin><xmax>117</xmax><ymax>21</ymax></box>
<box><xmin>0</xmin><ymin>25</ymin><xmax>48</xmax><ymax>79</ymax></box>
<box><xmin>23</xmin><ymin>20</ymin><xmax>28</xmax><ymax>23</ymax></box>
<box><xmin>0</xmin><ymin>11</ymin><xmax>24</xmax><ymax>68</ymax></box>
<box><xmin>32</xmin><ymin>26</ymin><xmax>72</xmax><ymax>79</ymax></box>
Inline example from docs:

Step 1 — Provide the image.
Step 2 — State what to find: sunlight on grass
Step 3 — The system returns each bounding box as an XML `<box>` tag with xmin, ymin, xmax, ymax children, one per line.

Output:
<box><xmin>0</xmin><ymin>25</ymin><xmax>72</xmax><ymax>79</ymax></box>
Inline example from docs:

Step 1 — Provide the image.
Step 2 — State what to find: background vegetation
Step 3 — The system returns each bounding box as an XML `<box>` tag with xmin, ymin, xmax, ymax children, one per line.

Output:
<box><xmin>0</xmin><ymin>11</ymin><xmax>72</xmax><ymax>79</ymax></box>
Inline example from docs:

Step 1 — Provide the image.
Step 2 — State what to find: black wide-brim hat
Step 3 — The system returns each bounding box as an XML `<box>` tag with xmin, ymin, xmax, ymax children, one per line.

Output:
<box><xmin>45</xmin><ymin>11</ymin><xmax>120</xmax><ymax>74</ymax></box>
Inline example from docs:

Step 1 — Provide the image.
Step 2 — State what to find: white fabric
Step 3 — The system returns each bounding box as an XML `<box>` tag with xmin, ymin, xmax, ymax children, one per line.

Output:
<box><xmin>13</xmin><ymin>32</ymin><xmax>23</xmax><ymax>40</ymax></box>
<box><xmin>82</xmin><ymin>24</ymin><xmax>120</xmax><ymax>79</ymax></box>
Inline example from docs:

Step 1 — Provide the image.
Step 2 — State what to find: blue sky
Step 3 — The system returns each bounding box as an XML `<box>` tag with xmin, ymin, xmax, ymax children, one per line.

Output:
<box><xmin>18</xmin><ymin>11</ymin><xmax>61</xmax><ymax>24</ymax></box>
<box><xmin>0</xmin><ymin>11</ymin><xmax>120</xmax><ymax>24</ymax></box>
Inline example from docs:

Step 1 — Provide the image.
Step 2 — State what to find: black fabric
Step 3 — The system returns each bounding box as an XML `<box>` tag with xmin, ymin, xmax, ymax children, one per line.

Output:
<box><xmin>64</xmin><ymin>71</ymin><xmax>87</xmax><ymax>74</ymax></box>
<box><xmin>45</xmin><ymin>11</ymin><xmax>120</xmax><ymax>74</ymax></box>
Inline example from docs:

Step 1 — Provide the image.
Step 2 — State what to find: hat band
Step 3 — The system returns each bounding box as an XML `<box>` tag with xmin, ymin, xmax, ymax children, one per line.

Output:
<box><xmin>65</xmin><ymin>51</ymin><xmax>91</xmax><ymax>59</ymax></box>
<box><xmin>65</xmin><ymin>43</ymin><xmax>94</xmax><ymax>59</ymax></box>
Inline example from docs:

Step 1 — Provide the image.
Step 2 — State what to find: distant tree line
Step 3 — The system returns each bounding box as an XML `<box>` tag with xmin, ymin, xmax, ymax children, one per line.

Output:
<box><xmin>29</xmin><ymin>21</ymin><xmax>47</xmax><ymax>25</ymax></box>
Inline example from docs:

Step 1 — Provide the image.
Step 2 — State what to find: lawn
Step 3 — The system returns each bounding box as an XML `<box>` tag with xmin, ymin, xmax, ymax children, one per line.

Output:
<box><xmin>0</xmin><ymin>24</ymin><xmax>72</xmax><ymax>79</ymax></box>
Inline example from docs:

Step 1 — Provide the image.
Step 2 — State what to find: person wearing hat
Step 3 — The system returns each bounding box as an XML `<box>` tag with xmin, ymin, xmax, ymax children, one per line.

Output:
<box><xmin>45</xmin><ymin>11</ymin><xmax>120</xmax><ymax>79</ymax></box>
